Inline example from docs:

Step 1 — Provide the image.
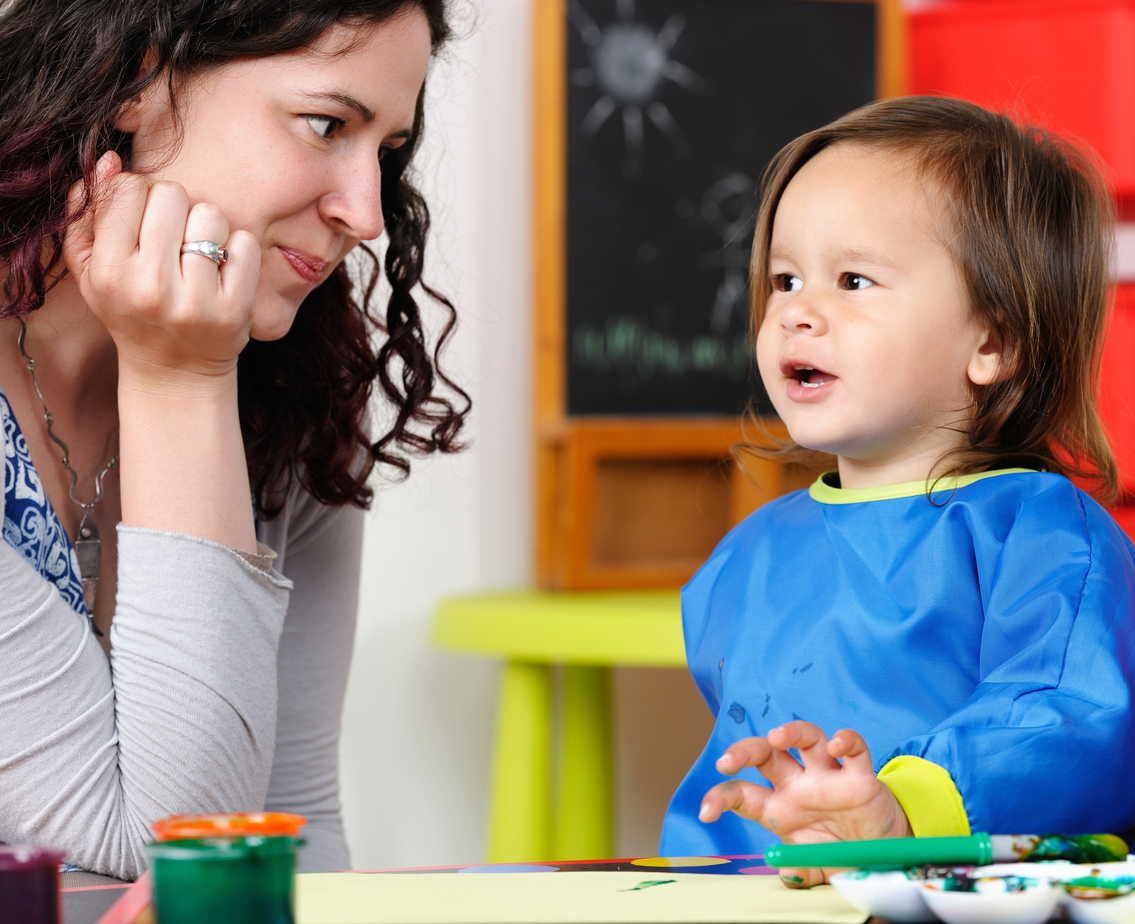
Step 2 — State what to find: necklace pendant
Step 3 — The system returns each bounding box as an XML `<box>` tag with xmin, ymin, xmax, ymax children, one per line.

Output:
<box><xmin>74</xmin><ymin>510</ymin><xmax>104</xmax><ymax>636</ymax></box>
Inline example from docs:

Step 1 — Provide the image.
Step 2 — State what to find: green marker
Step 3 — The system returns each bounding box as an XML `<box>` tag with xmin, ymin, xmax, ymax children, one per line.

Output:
<box><xmin>764</xmin><ymin>833</ymin><xmax>1129</xmax><ymax>871</ymax></box>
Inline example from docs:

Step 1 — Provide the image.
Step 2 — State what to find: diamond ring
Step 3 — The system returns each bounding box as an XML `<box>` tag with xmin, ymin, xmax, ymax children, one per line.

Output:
<box><xmin>180</xmin><ymin>240</ymin><xmax>228</xmax><ymax>266</ymax></box>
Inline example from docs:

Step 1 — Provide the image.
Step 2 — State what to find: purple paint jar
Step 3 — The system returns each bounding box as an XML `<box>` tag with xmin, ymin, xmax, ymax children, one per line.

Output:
<box><xmin>0</xmin><ymin>845</ymin><xmax>64</xmax><ymax>924</ymax></box>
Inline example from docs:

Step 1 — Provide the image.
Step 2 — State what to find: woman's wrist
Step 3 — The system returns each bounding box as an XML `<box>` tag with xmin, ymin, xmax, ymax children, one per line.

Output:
<box><xmin>117</xmin><ymin>364</ymin><xmax>256</xmax><ymax>553</ymax></box>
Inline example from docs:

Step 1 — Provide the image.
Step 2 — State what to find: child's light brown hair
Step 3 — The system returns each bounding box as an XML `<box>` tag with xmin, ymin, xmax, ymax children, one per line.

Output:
<box><xmin>747</xmin><ymin>95</ymin><xmax>1119</xmax><ymax>503</ymax></box>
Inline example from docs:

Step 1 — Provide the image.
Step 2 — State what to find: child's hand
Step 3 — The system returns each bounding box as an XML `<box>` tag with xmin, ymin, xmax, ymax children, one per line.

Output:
<box><xmin>697</xmin><ymin>721</ymin><xmax>911</xmax><ymax>888</ymax></box>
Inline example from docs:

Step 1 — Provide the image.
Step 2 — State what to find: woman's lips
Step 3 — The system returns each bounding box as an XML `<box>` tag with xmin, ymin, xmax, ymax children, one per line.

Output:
<box><xmin>278</xmin><ymin>247</ymin><xmax>329</xmax><ymax>285</ymax></box>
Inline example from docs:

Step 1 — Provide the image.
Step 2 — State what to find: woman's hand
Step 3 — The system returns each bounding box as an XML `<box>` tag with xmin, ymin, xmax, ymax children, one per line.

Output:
<box><xmin>698</xmin><ymin>721</ymin><xmax>911</xmax><ymax>888</ymax></box>
<box><xmin>61</xmin><ymin>150</ymin><xmax>262</xmax><ymax>552</ymax></box>
<box><xmin>63</xmin><ymin>150</ymin><xmax>261</xmax><ymax>385</ymax></box>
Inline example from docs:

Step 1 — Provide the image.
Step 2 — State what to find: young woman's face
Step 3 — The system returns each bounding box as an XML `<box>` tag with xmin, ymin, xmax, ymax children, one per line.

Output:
<box><xmin>126</xmin><ymin>9</ymin><xmax>432</xmax><ymax>340</ymax></box>
<box><xmin>756</xmin><ymin>144</ymin><xmax>999</xmax><ymax>488</ymax></box>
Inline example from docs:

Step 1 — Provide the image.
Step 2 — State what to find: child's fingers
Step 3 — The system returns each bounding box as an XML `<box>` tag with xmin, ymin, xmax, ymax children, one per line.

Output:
<box><xmin>769</xmin><ymin>721</ymin><xmax>841</xmax><ymax>772</ymax></box>
<box><xmin>698</xmin><ymin>778</ymin><xmax>772</xmax><ymax>824</ymax></box>
<box><xmin>716</xmin><ymin>737</ymin><xmax>803</xmax><ymax>786</ymax></box>
<box><xmin>827</xmin><ymin>729</ymin><xmax>875</xmax><ymax>774</ymax></box>
<box><xmin>777</xmin><ymin>867</ymin><xmax>826</xmax><ymax>889</ymax></box>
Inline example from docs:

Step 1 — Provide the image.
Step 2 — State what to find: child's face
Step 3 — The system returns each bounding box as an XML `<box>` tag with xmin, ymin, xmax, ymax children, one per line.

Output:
<box><xmin>756</xmin><ymin>144</ymin><xmax>997</xmax><ymax>488</ymax></box>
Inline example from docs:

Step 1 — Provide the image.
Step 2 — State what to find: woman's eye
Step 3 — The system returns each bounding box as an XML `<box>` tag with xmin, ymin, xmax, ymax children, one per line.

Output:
<box><xmin>841</xmin><ymin>272</ymin><xmax>875</xmax><ymax>290</ymax></box>
<box><xmin>305</xmin><ymin>115</ymin><xmax>344</xmax><ymax>139</ymax></box>
<box><xmin>773</xmin><ymin>274</ymin><xmax>802</xmax><ymax>293</ymax></box>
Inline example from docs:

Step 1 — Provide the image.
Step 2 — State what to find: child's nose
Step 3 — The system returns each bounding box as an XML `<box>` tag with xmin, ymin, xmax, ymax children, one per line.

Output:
<box><xmin>779</xmin><ymin>288</ymin><xmax>828</xmax><ymax>335</ymax></box>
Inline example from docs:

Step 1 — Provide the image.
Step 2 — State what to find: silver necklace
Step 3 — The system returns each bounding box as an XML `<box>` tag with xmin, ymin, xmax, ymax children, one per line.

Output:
<box><xmin>17</xmin><ymin>319</ymin><xmax>117</xmax><ymax>634</ymax></box>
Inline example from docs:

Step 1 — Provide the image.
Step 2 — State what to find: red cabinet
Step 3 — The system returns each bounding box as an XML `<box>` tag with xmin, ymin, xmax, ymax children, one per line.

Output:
<box><xmin>909</xmin><ymin>0</ymin><xmax>1135</xmax><ymax>198</ymax></box>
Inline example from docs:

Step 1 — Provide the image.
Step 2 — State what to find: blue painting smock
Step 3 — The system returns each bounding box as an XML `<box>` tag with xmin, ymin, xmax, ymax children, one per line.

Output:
<box><xmin>660</xmin><ymin>469</ymin><xmax>1135</xmax><ymax>856</ymax></box>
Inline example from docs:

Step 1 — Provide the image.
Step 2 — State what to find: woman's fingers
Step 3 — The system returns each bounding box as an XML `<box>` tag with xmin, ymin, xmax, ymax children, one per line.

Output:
<box><xmin>699</xmin><ymin>778</ymin><xmax>773</xmax><ymax>824</ymax></box>
<box><xmin>78</xmin><ymin>163</ymin><xmax>153</xmax><ymax>289</ymax></box>
<box><xmin>827</xmin><ymin>729</ymin><xmax>875</xmax><ymax>774</ymax></box>
<box><xmin>769</xmin><ymin>721</ymin><xmax>842</xmax><ymax>772</ymax></box>
<box><xmin>220</xmin><ymin>229</ymin><xmax>261</xmax><ymax>317</ymax></box>
<box><xmin>179</xmin><ymin>202</ymin><xmax>230</xmax><ymax>296</ymax></box>
<box><xmin>716</xmin><ymin>736</ymin><xmax>803</xmax><ymax>787</ymax></box>
<box><xmin>63</xmin><ymin>151</ymin><xmax>123</xmax><ymax>279</ymax></box>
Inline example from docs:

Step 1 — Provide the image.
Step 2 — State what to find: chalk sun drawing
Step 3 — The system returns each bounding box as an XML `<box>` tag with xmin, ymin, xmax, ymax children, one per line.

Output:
<box><xmin>569</xmin><ymin>0</ymin><xmax>709</xmax><ymax>173</ymax></box>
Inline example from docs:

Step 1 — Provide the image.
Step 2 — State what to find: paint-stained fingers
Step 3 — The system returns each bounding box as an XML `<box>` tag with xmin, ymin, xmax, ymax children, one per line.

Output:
<box><xmin>778</xmin><ymin>867</ymin><xmax>827</xmax><ymax>889</ymax></box>
<box><xmin>768</xmin><ymin>721</ymin><xmax>841</xmax><ymax>772</ymax></box>
<box><xmin>716</xmin><ymin>736</ymin><xmax>803</xmax><ymax>787</ymax></box>
<box><xmin>699</xmin><ymin>778</ymin><xmax>773</xmax><ymax>824</ymax></box>
<box><xmin>827</xmin><ymin>728</ymin><xmax>875</xmax><ymax>774</ymax></box>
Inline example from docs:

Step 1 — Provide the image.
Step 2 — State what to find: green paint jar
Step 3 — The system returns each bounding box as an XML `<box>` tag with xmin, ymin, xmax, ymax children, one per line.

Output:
<box><xmin>145</xmin><ymin>835</ymin><xmax>300</xmax><ymax>924</ymax></box>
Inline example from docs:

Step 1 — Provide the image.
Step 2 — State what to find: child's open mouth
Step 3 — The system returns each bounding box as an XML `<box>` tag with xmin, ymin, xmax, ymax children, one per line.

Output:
<box><xmin>793</xmin><ymin>366</ymin><xmax>837</xmax><ymax>388</ymax></box>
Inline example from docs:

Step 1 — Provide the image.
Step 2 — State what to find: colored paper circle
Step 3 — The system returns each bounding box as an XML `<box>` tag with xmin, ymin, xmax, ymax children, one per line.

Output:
<box><xmin>738</xmin><ymin>865</ymin><xmax>778</xmax><ymax>875</ymax></box>
<box><xmin>631</xmin><ymin>857</ymin><xmax>730</xmax><ymax>868</ymax></box>
<box><xmin>458</xmin><ymin>864</ymin><xmax>559</xmax><ymax>873</ymax></box>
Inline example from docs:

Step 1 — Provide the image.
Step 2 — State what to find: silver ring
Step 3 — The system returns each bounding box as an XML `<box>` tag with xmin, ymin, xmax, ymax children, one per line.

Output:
<box><xmin>180</xmin><ymin>240</ymin><xmax>228</xmax><ymax>266</ymax></box>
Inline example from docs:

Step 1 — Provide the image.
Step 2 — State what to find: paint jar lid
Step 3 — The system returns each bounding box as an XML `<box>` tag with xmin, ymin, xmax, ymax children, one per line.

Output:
<box><xmin>0</xmin><ymin>846</ymin><xmax>64</xmax><ymax>872</ymax></box>
<box><xmin>147</xmin><ymin>835</ymin><xmax>301</xmax><ymax>861</ymax></box>
<box><xmin>150</xmin><ymin>812</ymin><xmax>306</xmax><ymax>842</ymax></box>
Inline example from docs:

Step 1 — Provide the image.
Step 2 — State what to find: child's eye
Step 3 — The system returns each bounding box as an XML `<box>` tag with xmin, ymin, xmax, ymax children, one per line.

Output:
<box><xmin>773</xmin><ymin>274</ymin><xmax>803</xmax><ymax>292</ymax></box>
<box><xmin>305</xmin><ymin>115</ymin><xmax>345</xmax><ymax>140</ymax></box>
<box><xmin>840</xmin><ymin>272</ymin><xmax>875</xmax><ymax>290</ymax></box>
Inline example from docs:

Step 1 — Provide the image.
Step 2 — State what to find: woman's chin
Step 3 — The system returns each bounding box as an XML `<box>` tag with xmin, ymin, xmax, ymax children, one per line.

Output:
<box><xmin>248</xmin><ymin>296</ymin><xmax>302</xmax><ymax>342</ymax></box>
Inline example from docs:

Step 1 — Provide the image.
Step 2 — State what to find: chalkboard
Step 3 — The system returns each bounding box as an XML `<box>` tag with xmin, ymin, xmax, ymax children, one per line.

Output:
<box><xmin>565</xmin><ymin>0</ymin><xmax>878</xmax><ymax>416</ymax></box>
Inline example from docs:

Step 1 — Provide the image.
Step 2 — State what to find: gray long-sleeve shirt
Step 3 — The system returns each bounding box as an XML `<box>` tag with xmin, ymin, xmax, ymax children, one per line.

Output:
<box><xmin>1</xmin><ymin>418</ymin><xmax>362</xmax><ymax>879</ymax></box>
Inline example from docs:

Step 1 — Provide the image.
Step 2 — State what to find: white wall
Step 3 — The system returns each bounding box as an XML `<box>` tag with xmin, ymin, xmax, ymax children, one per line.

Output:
<box><xmin>339</xmin><ymin>0</ymin><xmax>530</xmax><ymax>870</ymax></box>
<box><xmin>338</xmin><ymin>0</ymin><xmax>713</xmax><ymax>870</ymax></box>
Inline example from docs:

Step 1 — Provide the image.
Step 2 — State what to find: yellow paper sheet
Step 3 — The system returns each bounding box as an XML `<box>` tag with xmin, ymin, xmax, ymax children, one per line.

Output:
<box><xmin>295</xmin><ymin>871</ymin><xmax>868</xmax><ymax>924</ymax></box>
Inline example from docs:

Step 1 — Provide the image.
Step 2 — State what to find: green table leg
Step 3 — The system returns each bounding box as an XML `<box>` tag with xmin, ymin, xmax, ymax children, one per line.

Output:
<box><xmin>555</xmin><ymin>665</ymin><xmax>613</xmax><ymax>860</ymax></box>
<box><xmin>488</xmin><ymin>661</ymin><xmax>552</xmax><ymax>862</ymax></box>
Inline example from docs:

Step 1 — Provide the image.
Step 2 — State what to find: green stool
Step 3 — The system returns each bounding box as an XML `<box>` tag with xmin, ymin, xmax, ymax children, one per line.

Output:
<box><xmin>431</xmin><ymin>590</ymin><xmax>684</xmax><ymax>863</ymax></box>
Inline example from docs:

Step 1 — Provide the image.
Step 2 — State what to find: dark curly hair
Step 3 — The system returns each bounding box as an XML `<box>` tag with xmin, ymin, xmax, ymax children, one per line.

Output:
<box><xmin>0</xmin><ymin>0</ymin><xmax>470</xmax><ymax>517</ymax></box>
<box><xmin>746</xmin><ymin>96</ymin><xmax>1117</xmax><ymax>503</ymax></box>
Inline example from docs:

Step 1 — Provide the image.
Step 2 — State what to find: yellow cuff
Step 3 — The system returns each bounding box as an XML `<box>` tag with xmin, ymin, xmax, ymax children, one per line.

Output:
<box><xmin>877</xmin><ymin>756</ymin><xmax>970</xmax><ymax>838</ymax></box>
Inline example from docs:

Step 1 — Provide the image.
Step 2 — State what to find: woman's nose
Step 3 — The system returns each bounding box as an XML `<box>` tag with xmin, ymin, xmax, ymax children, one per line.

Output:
<box><xmin>320</xmin><ymin>152</ymin><xmax>386</xmax><ymax>242</ymax></box>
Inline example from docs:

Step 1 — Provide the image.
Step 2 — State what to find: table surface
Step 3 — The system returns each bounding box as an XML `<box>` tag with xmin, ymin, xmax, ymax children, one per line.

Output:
<box><xmin>62</xmin><ymin>856</ymin><xmax>875</xmax><ymax>924</ymax></box>
<box><xmin>432</xmin><ymin>589</ymin><xmax>685</xmax><ymax>666</ymax></box>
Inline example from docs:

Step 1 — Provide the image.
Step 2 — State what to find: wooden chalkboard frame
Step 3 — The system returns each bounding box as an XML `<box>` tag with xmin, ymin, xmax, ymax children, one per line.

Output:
<box><xmin>534</xmin><ymin>0</ymin><xmax>905</xmax><ymax>589</ymax></box>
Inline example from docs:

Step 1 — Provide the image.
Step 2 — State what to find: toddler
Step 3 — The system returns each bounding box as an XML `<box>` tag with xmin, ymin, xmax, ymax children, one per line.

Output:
<box><xmin>660</xmin><ymin>97</ymin><xmax>1135</xmax><ymax>885</ymax></box>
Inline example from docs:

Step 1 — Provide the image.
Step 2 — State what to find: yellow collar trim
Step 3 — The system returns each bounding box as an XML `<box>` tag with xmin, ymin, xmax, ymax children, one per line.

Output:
<box><xmin>808</xmin><ymin>468</ymin><xmax>1038</xmax><ymax>505</ymax></box>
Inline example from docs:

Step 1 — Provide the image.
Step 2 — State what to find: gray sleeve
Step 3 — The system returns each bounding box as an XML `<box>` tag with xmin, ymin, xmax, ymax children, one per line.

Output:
<box><xmin>0</xmin><ymin>519</ymin><xmax>291</xmax><ymax>881</ymax></box>
<box><xmin>261</xmin><ymin>492</ymin><xmax>362</xmax><ymax>873</ymax></box>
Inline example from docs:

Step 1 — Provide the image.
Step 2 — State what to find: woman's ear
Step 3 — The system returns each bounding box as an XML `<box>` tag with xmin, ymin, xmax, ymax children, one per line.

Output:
<box><xmin>968</xmin><ymin>323</ymin><xmax>1014</xmax><ymax>387</ymax></box>
<box><xmin>112</xmin><ymin>48</ymin><xmax>161</xmax><ymax>133</ymax></box>
<box><xmin>113</xmin><ymin>98</ymin><xmax>144</xmax><ymax>134</ymax></box>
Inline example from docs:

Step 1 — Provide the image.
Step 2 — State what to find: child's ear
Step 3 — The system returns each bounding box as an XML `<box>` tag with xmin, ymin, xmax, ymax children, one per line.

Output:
<box><xmin>967</xmin><ymin>324</ymin><xmax>1014</xmax><ymax>387</ymax></box>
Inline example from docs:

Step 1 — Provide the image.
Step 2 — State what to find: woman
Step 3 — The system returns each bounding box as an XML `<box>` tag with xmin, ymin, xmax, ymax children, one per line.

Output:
<box><xmin>0</xmin><ymin>0</ymin><xmax>467</xmax><ymax>879</ymax></box>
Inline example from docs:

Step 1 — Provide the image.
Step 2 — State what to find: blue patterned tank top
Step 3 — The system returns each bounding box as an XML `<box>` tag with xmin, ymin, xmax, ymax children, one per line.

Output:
<box><xmin>1</xmin><ymin>384</ymin><xmax>88</xmax><ymax>619</ymax></box>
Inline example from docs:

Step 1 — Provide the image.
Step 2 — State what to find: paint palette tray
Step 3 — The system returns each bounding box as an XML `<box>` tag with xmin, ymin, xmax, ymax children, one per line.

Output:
<box><xmin>831</xmin><ymin>860</ymin><xmax>1135</xmax><ymax>924</ymax></box>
